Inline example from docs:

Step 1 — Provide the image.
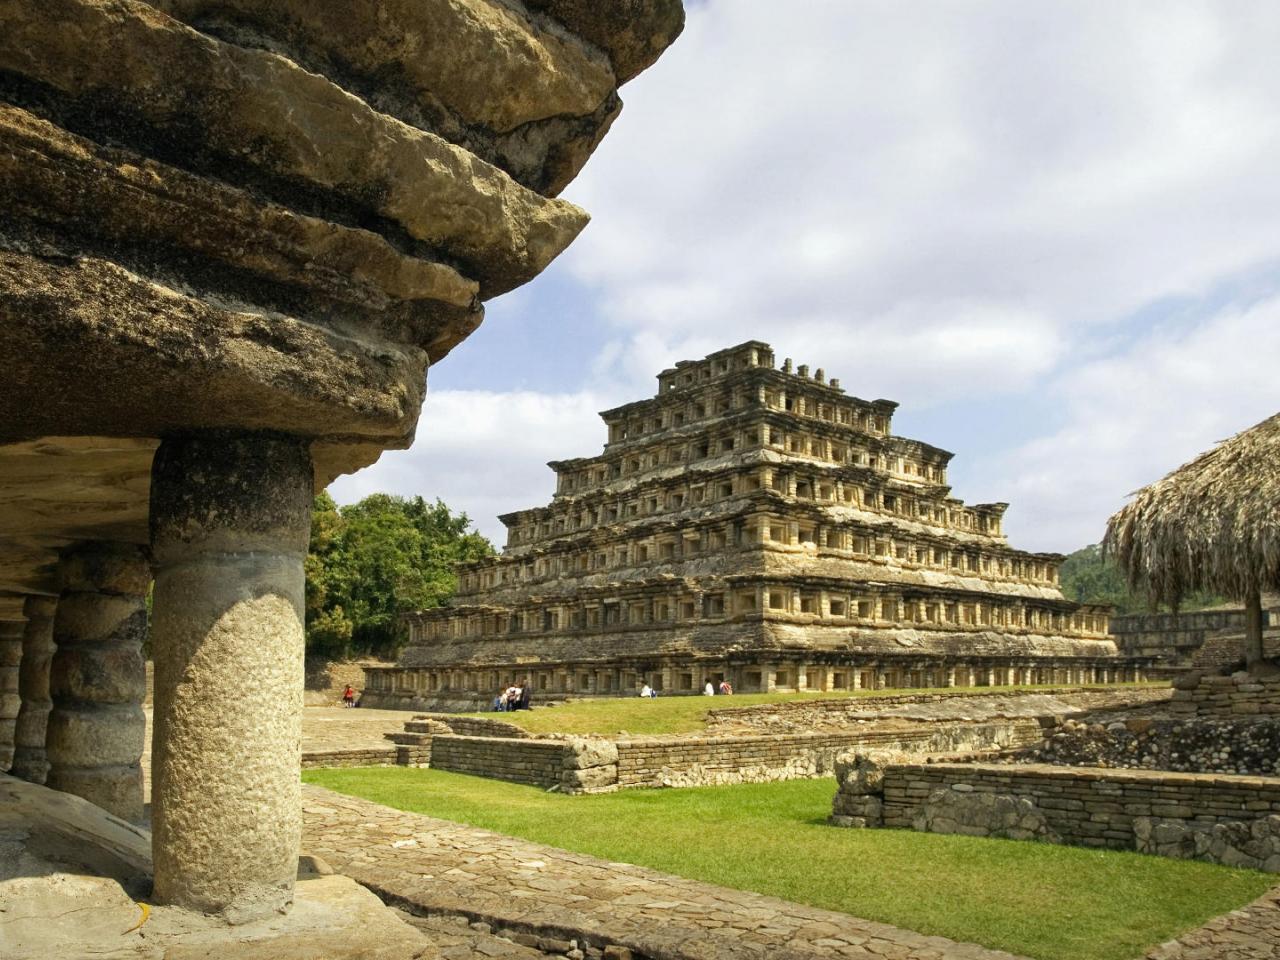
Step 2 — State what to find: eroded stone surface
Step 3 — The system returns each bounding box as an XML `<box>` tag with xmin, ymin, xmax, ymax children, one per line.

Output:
<box><xmin>0</xmin><ymin>0</ymin><xmax>681</xmax><ymax>599</ymax></box>
<box><xmin>911</xmin><ymin>788</ymin><xmax>1058</xmax><ymax>843</ymax></box>
<box><xmin>149</xmin><ymin>434</ymin><xmax>312</xmax><ymax>920</ymax></box>
<box><xmin>10</xmin><ymin>596</ymin><xmax>57</xmax><ymax>783</ymax></box>
<box><xmin>45</xmin><ymin>543</ymin><xmax>148</xmax><ymax>823</ymax></box>
<box><xmin>0</xmin><ymin>772</ymin><xmax>435</xmax><ymax>959</ymax></box>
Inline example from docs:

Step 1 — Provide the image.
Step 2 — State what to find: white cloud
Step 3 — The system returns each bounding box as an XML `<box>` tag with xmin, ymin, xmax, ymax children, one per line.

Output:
<box><xmin>980</xmin><ymin>293</ymin><xmax>1280</xmax><ymax>552</ymax></box>
<box><xmin>329</xmin><ymin>389</ymin><xmax>611</xmax><ymax>546</ymax></box>
<box><xmin>338</xmin><ymin>0</ymin><xmax>1280</xmax><ymax>556</ymax></box>
<box><xmin>562</xmin><ymin>0</ymin><xmax>1280</xmax><ymax>406</ymax></box>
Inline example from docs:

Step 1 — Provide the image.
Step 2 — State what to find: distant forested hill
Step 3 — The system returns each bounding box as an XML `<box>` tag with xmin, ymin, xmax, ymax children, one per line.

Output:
<box><xmin>1059</xmin><ymin>544</ymin><xmax>1225</xmax><ymax>615</ymax></box>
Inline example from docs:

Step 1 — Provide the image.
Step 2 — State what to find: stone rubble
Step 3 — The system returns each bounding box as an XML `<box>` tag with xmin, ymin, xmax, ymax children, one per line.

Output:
<box><xmin>1019</xmin><ymin>714</ymin><xmax>1280</xmax><ymax>776</ymax></box>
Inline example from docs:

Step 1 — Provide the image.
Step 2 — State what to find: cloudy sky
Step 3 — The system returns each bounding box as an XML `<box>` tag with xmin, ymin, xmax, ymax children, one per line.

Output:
<box><xmin>333</xmin><ymin>0</ymin><xmax>1280</xmax><ymax>553</ymax></box>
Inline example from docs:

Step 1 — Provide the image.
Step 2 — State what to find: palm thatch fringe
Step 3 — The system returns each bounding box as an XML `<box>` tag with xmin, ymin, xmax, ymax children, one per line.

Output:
<box><xmin>1103</xmin><ymin>412</ymin><xmax>1280</xmax><ymax>608</ymax></box>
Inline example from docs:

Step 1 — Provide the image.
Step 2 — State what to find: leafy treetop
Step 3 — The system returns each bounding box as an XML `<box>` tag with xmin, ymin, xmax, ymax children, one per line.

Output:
<box><xmin>305</xmin><ymin>492</ymin><xmax>494</xmax><ymax>659</ymax></box>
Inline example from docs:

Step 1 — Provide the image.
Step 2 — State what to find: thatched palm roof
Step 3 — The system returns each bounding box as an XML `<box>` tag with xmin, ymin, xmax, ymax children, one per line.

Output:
<box><xmin>1104</xmin><ymin>412</ymin><xmax>1280</xmax><ymax>606</ymax></box>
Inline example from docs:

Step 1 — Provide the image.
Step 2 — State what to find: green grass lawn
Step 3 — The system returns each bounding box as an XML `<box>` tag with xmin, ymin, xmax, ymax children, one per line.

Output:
<box><xmin>467</xmin><ymin>683</ymin><xmax>1164</xmax><ymax>737</ymax></box>
<box><xmin>303</xmin><ymin>766</ymin><xmax>1271</xmax><ymax>960</ymax></box>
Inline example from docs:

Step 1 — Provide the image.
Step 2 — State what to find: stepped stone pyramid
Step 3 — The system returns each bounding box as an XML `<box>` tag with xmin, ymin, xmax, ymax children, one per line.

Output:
<box><xmin>366</xmin><ymin>342</ymin><xmax>1137</xmax><ymax>708</ymax></box>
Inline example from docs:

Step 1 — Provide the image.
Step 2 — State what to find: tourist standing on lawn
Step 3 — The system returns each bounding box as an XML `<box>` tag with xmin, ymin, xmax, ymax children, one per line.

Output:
<box><xmin>703</xmin><ymin>680</ymin><xmax>715</xmax><ymax>696</ymax></box>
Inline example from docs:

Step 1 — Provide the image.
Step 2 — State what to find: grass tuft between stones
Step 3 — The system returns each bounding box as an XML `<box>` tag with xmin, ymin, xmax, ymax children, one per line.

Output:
<box><xmin>302</xmin><ymin>767</ymin><xmax>1272</xmax><ymax>960</ymax></box>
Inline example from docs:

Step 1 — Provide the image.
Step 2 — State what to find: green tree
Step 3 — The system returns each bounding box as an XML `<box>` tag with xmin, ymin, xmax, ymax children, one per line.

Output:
<box><xmin>1060</xmin><ymin>544</ymin><xmax>1224</xmax><ymax>614</ymax></box>
<box><xmin>304</xmin><ymin>492</ymin><xmax>493</xmax><ymax>659</ymax></box>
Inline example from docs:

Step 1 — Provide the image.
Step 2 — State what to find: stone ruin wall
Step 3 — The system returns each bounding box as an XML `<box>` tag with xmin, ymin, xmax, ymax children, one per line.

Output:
<box><xmin>380</xmin><ymin>342</ymin><xmax>1134</xmax><ymax>705</ymax></box>
<box><xmin>1109</xmin><ymin>603</ymin><xmax>1280</xmax><ymax>676</ymax></box>
<box><xmin>703</xmin><ymin>685</ymin><xmax>1170</xmax><ymax>732</ymax></box>
<box><xmin>400</xmin><ymin>720</ymin><xmax>1043</xmax><ymax>793</ymax></box>
<box><xmin>0</xmin><ymin>0</ymin><xmax>684</xmax><ymax>925</ymax></box>
<box><xmin>831</xmin><ymin>759</ymin><xmax>1280</xmax><ymax>873</ymax></box>
<box><xmin>1022</xmin><ymin>713</ymin><xmax>1280</xmax><ymax>777</ymax></box>
<box><xmin>1168</xmin><ymin>672</ymin><xmax>1280</xmax><ymax>719</ymax></box>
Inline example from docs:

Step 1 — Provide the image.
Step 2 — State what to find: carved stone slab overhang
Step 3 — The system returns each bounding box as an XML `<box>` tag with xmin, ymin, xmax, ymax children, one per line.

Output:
<box><xmin>0</xmin><ymin>0</ymin><xmax>685</xmax><ymax>595</ymax></box>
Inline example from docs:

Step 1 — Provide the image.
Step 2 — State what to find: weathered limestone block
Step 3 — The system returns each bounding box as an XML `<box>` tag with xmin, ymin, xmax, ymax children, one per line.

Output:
<box><xmin>525</xmin><ymin>0</ymin><xmax>687</xmax><ymax>82</ymax></box>
<box><xmin>150</xmin><ymin>432</ymin><xmax>312</xmax><ymax>921</ymax></box>
<box><xmin>830</xmin><ymin>753</ymin><xmax>890</xmax><ymax>826</ymax></box>
<box><xmin>10</xmin><ymin>595</ymin><xmax>57</xmax><ymax>783</ymax></box>
<box><xmin>1134</xmin><ymin>815</ymin><xmax>1280</xmax><ymax>872</ymax></box>
<box><xmin>0</xmin><ymin>0</ymin><xmax>587</xmax><ymax>298</ymax></box>
<box><xmin>561</xmin><ymin>764</ymin><xmax>619</xmax><ymax>792</ymax></box>
<box><xmin>0</xmin><ymin>0</ymin><xmax>682</xmax><ymax>614</ymax></box>
<box><xmin>830</xmin><ymin>796</ymin><xmax>884</xmax><ymax>828</ymax></box>
<box><xmin>150</xmin><ymin>0</ymin><xmax>631</xmax><ymax>196</ymax></box>
<box><xmin>912</xmin><ymin>787</ymin><xmax>1058</xmax><ymax>843</ymax></box>
<box><xmin>834</xmin><ymin>753</ymin><xmax>886</xmax><ymax>795</ymax></box>
<box><xmin>0</xmin><ymin>617</ymin><xmax>24</xmax><ymax>769</ymax></box>
<box><xmin>563</xmin><ymin>737</ymin><xmax>620</xmax><ymax>769</ymax></box>
<box><xmin>45</xmin><ymin>543</ymin><xmax>149</xmax><ymax>822</ymax></box>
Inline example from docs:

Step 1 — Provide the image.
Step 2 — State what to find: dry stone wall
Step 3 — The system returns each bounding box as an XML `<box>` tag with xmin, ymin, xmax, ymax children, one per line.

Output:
<box><xmin>705</xmin><ymin>685</ymin><xmax>1168</xmax><ymax>732</ymax></box>
<box><xmin>613</xmin><ymin>721</ymin><xmax>1039</xmax><ymax>788</ymax></box>
<box><xmin>1109</xmin><ymin>605</ymin><xmax>1280</xmax><ymax>674</ymax></box>
<box><xmin>1169</xmin><ymin>672</ymin><xmax>1280</xmax><ymax>717</ymax></box>
<box><xmin>300</xmin><ymin>746</ymin><xmax>398</xmax><ymax>770</ymax></box>
<box><xmin>832</xmin><ymin>759</ymin><xmax>1280</xmax><ymax>872</ymax></box>
<box><xmin>1022</xmin><ymin>714</ymin><xmax>1280</xmax><ymax>776</ymax></box>
<box><xmin>412</xmin><ymin>714</ymin><xmax>533</xmax><ymax>739</ymax></box>
<box><xmin>386</xmin><ymin>720</ymin><xmax>1041</xmax><ymax>792</ymax></box>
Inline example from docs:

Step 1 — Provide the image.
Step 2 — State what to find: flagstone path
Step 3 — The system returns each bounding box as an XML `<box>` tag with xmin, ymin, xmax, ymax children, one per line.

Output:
<box><xmin>1146</xmin><ymin>885</ymin><xmax>1280</xmax><ymax>960</ymax></box>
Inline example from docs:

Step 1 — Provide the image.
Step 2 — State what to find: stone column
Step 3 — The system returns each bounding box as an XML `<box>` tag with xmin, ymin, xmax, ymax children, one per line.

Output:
<box><xmin>45</xmin><ymin>543</ymin><xmax>149</xmax><ymax>821</ymax></box>
<box><xmin>149</xmin><ymin>433</ymin><xmax>311</xmax><ymax>920</ymax></box>
<box><xmin>11</xmin><ymin>596</ymin><xmax>57</xmax><ymax>782</ymax></box>
<box><xmin>0</xmin><ymin>617</ymin><xmax>25</xmax><ymax>770</ymax></box>
<box><xmin>945</xmin><ymin>666</ymin><xmax>957</xmax><ymax>687</ymax></box>
<box><xmin>851</xmin><ymin>668</ymin><xmax>862</xmax><ymax>690</ymax></box>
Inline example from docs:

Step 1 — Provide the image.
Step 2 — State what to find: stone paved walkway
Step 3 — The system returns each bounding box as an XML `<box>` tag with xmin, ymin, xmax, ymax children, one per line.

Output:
<box><xmin>301</xmin><ymin>784</ymin><xmax>1028</xmax><ymax>960</ymax></box>
<box><xmin>1146</xmin><ymin>885</ymin><xmax>1280</xmax><ymax>959</ymax></box>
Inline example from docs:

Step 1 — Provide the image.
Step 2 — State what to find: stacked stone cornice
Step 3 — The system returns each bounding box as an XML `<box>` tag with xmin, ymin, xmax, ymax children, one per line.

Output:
<box><xmin>376</xmin><ymin>342</ymin><xmax>1134</xmax><ymax>706</ymax></box>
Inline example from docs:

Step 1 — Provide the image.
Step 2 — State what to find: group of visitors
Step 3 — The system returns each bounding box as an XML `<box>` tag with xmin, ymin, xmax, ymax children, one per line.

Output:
<box><xmin>637</xmin><ymin>679</ymin><xmax>733</xmax><ymax>697</ymax></box>
<box><xmin>493</xmin><ymin>681</ymin><xmax>531</xmax><ymax>711</ymax></box>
